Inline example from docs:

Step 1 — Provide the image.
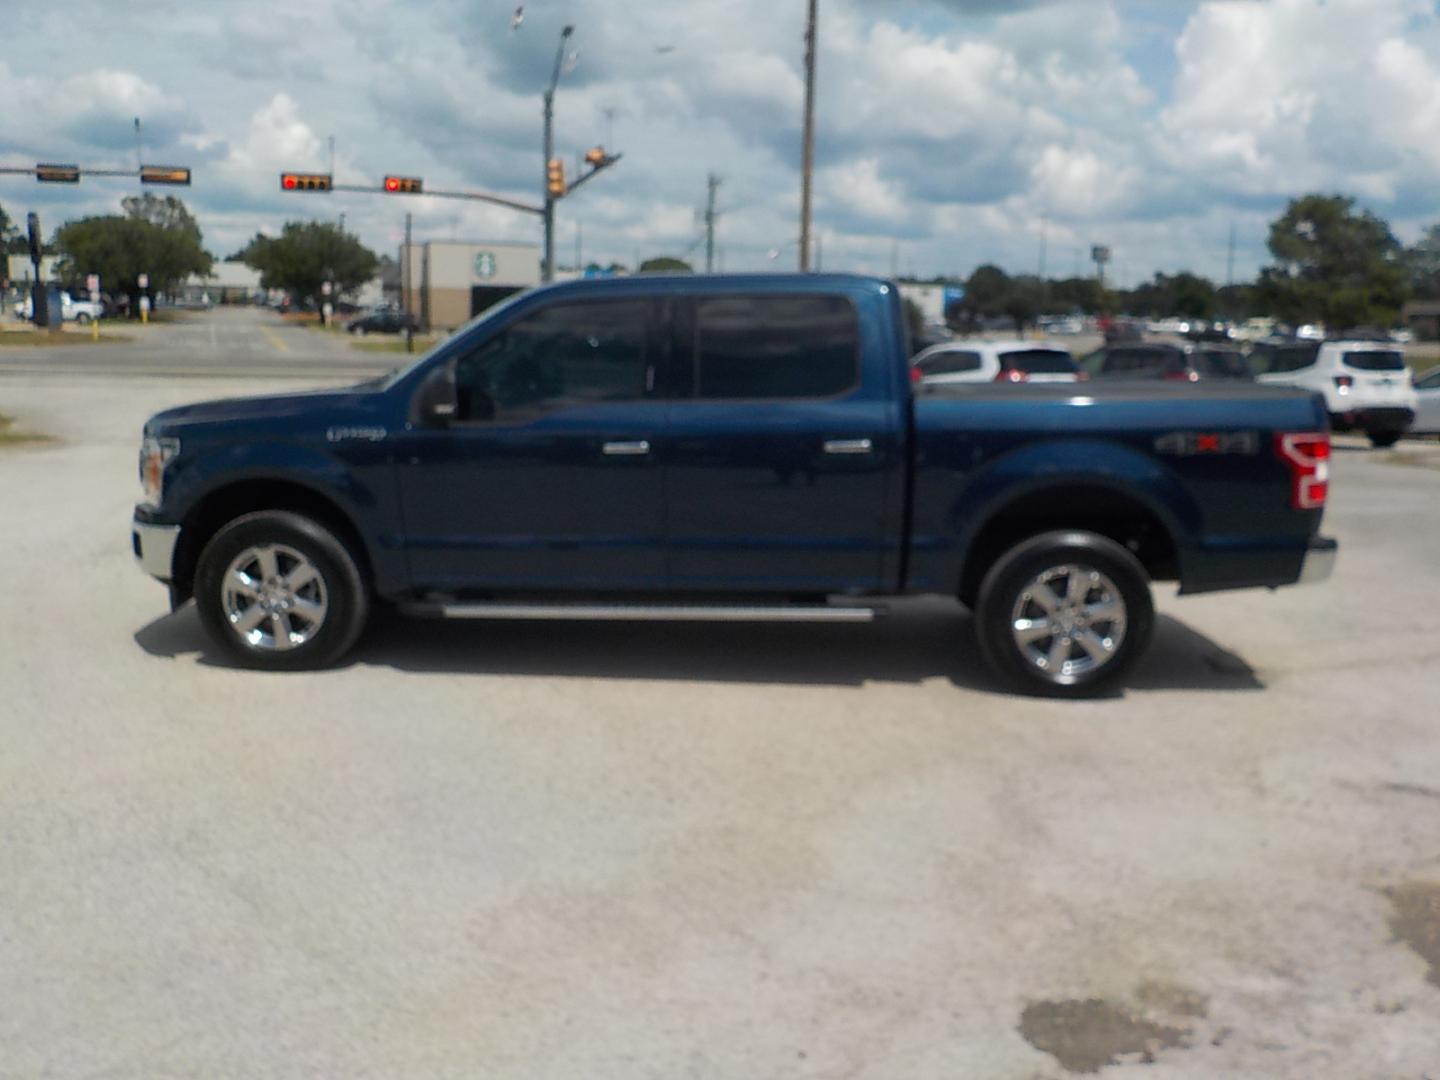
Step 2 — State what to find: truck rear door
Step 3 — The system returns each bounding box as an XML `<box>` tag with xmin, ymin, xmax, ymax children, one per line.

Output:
<box><xmin>663</xmin><ymin>290</ymin><xmax>905</xmax><ymax>594</ymax></box>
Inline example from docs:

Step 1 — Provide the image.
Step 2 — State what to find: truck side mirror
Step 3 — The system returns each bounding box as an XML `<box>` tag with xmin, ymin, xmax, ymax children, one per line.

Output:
<box><xmin>414</xmin><ymin>363</ymin><xmax>458</xmax><ymax>427</ymax></box>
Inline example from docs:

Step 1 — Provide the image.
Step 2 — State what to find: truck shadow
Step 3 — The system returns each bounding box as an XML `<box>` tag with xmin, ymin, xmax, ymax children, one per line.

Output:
<box><xmin>134</xmin><ymin>599</ymin><xmax>1263</xmax><ymax>696</ymax></box>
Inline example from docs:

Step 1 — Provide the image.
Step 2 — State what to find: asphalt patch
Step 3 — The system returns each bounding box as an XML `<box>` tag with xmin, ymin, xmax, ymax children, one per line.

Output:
<box><xmin>1387</xmin><ymin>881</ymin><xmax>1440</xmax><ymax>988</ymax></box>
<box><xmin>1019</xmin><ymin>997</ymin><xmax>1189</xmax><ymax>1074</ymax></box>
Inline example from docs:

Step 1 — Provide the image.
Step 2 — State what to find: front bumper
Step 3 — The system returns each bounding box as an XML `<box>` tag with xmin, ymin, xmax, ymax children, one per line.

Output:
<box><xmin>132</xmin><ymin>517</ymin><xmax>181</xmax><ymax>581</ymax></box>
<box><xmin>1298</xmin><ymin>536</ymin><xmax>1338</xmax><ymax>585</ymax></box>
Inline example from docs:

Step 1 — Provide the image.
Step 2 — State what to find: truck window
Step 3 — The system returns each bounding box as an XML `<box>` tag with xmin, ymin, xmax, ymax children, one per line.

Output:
<box><xmin>694</xmin><ymin>295</ymin><xmax>858</xmax><ymax>400</ymax></box>
<box><xmin>453</xmin><ymin>300</ymin><xmax>650</xmax><ymax>423</ymax></box>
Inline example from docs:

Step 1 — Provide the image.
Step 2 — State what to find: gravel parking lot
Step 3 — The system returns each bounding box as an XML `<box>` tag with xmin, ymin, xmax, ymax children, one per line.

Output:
<box><xmin>2</xmin><ymin>372</ymin><xmax>1438</xmax><ymax>1078</ymax></box>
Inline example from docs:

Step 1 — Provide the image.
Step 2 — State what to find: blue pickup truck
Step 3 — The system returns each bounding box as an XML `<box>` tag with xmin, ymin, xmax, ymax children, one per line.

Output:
<box><xmin>132</xmin><ymin>274</ymin><xmax>1336</xmax><ymax>696</ymax></box>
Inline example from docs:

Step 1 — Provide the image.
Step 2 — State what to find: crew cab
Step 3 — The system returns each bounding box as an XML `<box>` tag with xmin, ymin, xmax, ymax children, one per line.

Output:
<box><xmin>132</xmin><ymin>275</ymin><xmax>1337</xmax><ymax>696</ymax></box>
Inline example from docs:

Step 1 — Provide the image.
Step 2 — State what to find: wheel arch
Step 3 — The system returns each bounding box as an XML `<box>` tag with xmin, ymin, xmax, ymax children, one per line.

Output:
<box><xmin>172</xmin><ymin>478</ymin><xmax>374</xmax><ymax>605</ymax></box>
<box><xmin>957</xmin><ymin>482</ymin><xmax>1181</xmax><ymax>608</ymax></box>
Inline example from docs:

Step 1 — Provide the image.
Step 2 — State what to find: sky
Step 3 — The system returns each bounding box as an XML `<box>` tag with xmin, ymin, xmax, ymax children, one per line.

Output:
<box><xmin>5</xmin><ymin>0</ymin><xmax>1440</xmax><ymax>287</ymax></box>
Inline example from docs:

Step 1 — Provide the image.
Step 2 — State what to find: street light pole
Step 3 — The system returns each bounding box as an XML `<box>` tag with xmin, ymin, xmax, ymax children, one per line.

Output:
<box><xmin>799</xmin><ymin>0</ymin><xmax>818</xmax><ymax>273</ymax></box>
<box><xmin>542</xmin><ymin>25</ymin><xmax>575</xmax><ymax>284</ymax></box>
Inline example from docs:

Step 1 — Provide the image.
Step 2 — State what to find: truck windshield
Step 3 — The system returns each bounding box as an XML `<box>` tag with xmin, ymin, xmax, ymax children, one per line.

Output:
<box><xmin>1000</xmin><ymin>349</ymin><xmax>1077</xmax><ymax>375</ymax></box>
<box><xmin>1343</xmin><ymin>351</ymin><xmax>1405</xmax><ymax>372</ymax></box>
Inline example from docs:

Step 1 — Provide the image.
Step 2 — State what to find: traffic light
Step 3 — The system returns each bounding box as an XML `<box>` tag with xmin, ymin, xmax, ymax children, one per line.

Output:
<box><xmin>585</xmin><ymin>147</ymin><xmax>610</xmax><ymax>168</ymax></box>
<box><xmin>546</xmin><ymin>159</ymin><xmax>566</xmax><ymax>198</ymax></box>
<box><xmin>280</xmin><ymin>172</ymin><xmax>333</xmax><ymax>192</ymax></box>
<box><xmin>36</xmin><ymin>164</ymin><xmax>80</xmax><ymax>183</ymax></box>
<box><xmin>140</xmin><ymin>165</ymin><xmax>192</xmax><ymax>186</ymax></box>
<box><xmin>383</xmin><ymin>176</ymin><xmax>423</xmax><ymax>194</ymax></box>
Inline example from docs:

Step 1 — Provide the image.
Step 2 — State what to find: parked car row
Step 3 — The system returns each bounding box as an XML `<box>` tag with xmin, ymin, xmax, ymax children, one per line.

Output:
<box><xmin>911</xmin><ymin>335</ymin><xmax>1438</xmax><ymax>446</ymax></box>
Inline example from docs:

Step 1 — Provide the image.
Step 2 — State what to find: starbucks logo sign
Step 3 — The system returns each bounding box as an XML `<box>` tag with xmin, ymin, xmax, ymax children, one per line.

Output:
<box><xmin>474</xmin><ymin>252</ymin><xmax>498</xmax><ymax>280</ymax></box>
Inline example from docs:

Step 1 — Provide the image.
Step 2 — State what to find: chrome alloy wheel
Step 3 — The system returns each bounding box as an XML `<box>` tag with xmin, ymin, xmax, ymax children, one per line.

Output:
<box><xmin>1009</xmin><ymin>564</ymin><xmax>1128</xmax><ymax>685</ymax></box>
<box><xmin>220</xmin><ymin>544</ymin><xmax>329</xmax><ymax>653</ymax></box>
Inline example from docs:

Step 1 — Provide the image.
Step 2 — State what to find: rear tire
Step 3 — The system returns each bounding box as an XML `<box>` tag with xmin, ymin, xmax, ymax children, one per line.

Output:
<box><xmin>194</xmin><ymin>511</ymin><xmax>369</xmax><ymax>671</ymax></box>
<box><xmin>975</xmin><ymin>530</ymin><xmax>1154</xmax><ymax>698</ymax></box>
<box><xmin>1368</xmin><ymin>430</ymin><xmax>1401</xmax><ymax>448</ymax></box>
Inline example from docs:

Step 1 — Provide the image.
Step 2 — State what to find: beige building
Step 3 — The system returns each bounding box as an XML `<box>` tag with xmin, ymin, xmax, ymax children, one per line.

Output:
<box><xmin>400</xmin><ymin>241</ymin><xmax>540</xmax><ymax>331</ymax></box>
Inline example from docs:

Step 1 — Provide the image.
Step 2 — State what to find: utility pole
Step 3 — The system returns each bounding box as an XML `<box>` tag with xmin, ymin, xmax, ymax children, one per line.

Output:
<box><xmin>799</xmin><ymin>0</ymin><xmax>818</xmax><ymax>273</ymax></box>
<box><xmin>1225</xmin><ymin>222</ymin><xmax>1236</xmax><ymax>320</ymax></box>
<box><xmin>542</xmin><ymin>25</ymin><xmax>576</xmax><ymax>283</ymax></box>
<box><xmin>704</xmin><ymin>173</ymin><xmax>722</xmax><ymax>273</ymax></box>
<box><xmin>403</xmin><ymin>211</ymin><xmax>414</xmax><ymax>352</ymax></box>
<box><xmin>133</xmin><ymin>118</ymin><xmax>142</xmax><ymax>181</ymax></box>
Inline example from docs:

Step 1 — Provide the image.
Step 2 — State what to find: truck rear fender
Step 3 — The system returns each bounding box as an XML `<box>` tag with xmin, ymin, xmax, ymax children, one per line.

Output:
<box><xmin>938</xmin><ymin>439</ymin><xmax>1201</xmax><ymax>604</ymax></box>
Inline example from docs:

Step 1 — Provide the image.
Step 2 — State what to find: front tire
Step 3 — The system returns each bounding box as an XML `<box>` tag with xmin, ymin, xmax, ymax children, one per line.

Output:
<box><xmin>75</xmin><ymin>313</ymin><xmax>91</xmax><ymax>325</ymax></box>
<box><xmin>975</xmin><ymin>530</ymin><xmax>1154</xmax><ymax>698</ymax></box>
<box><xmin>194</xmin><ymin>511</ymin><xmax>369</xmax><ymax>670</ymax></box>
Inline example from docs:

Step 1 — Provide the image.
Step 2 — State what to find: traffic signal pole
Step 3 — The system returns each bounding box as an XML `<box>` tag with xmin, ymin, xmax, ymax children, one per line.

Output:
<box><xmin>542</xmin><ymin>26</ymin><xmax>574</xmax><ymax>284</ymax></box>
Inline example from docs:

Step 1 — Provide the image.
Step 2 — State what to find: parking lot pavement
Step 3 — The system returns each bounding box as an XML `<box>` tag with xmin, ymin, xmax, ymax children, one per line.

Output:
<box><xmin>1</xmin><ymin>373</ymin><xmax>1438</xmax><ymax>1078</ymax></box>
<box><xmin>0</xmin><ymin>305</ymin><xmax>401</xmax><ymax>380</ymax></box>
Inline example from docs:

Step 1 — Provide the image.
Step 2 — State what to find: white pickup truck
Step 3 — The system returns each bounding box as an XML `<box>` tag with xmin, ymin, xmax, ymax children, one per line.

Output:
<box><xmin>12</xmin><ymin>290</ymin><xmax>105</xmax><ymax>324</ymax></box>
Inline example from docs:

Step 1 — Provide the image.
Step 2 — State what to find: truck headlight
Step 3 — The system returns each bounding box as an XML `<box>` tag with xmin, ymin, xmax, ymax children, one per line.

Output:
<box><xmin>139</xmin><ymin>436</ymin><xmax>181</xmax><ymax>505</ymax></box>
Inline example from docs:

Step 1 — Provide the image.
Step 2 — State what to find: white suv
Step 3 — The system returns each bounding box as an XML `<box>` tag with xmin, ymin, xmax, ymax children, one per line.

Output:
<box><xmin>911</xmin><ymin>340</ymin><xmax>1080</xmax><ymax>385</ymax></box>
<box><xmin>1250</xmin><ymin>339</ymin><xmax>1418</xmax><ymax>447</ymax></box>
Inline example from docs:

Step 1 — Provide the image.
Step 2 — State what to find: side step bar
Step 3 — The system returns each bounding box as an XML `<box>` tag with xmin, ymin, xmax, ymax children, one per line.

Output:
<box><xmin>400</xmin><ymin>601</ymin><xmax>883</xmax><ymax>624</ymax></box>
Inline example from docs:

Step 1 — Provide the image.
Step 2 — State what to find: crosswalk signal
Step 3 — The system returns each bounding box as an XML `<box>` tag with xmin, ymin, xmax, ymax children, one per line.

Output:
<box><xmin>547</xmin><ymin>159</ymin><xmax>566</xmax><ymax>199</ymax></box>
<box><xmin>383</xmin><ymin>176</ymin><xmax>423</xmax><ymax>194</ymax></box>
<box><xmin>280</xmin><ymin>172</ymin><xmax>333</xmax><ymax>192</ymax></box>
<box><xmin>140</xmin><ymin>165</ymin><xmax>192</xmax><ymax>186</ymax></box>
<box><xmin>36</xmin><ymin>164</ymin><xmax>81</xmax><ymax>183</ymax></box>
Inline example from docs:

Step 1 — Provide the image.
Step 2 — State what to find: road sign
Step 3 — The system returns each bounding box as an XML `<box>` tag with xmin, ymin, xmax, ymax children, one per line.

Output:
<box><xmin>137</xmin><ymin>273</ymin><xmax>149</xmax><ymax>289</ymax></box>
<box><xmin>474</xmin><ymin>252</ymin><xmax>498</xmax><ymax>280</ymax></box>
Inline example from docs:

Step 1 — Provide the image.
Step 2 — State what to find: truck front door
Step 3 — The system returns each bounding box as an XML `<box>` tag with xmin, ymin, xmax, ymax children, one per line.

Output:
<box><xmin>396</xmin><ymin>297</ymin><xmax>666</xmax><ymax>593</ymax></box>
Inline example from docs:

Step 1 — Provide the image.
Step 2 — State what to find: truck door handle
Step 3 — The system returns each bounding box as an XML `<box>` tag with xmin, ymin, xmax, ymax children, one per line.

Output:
<box><xmin>602</xmin><ymin>440</ymin><xmax>651</xmax><ymax>457</ymax></box>
<box><xmin>823</xmin><ymin>438</ymin><xmax>874</xmax><ymax>456</ymax></box>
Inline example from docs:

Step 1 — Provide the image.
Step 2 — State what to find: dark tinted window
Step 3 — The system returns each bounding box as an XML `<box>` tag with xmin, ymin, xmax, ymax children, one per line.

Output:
<box><xmin>1198</xmin><ymin>350</ymin><xmax>1252</xmax><ymax>379</ymax></box>
<box><xmin>1416</xmin><ymin>367</ymin><xmax>1440</xmax><ymax>389</ymax></box>
<box><xmin>453</xmin><ymin>300</ymin><xmax>649</xmax><ymax>423</ymax></box>
<box><xmin>1343</xmin><ymin>350</ymin><xmax>1405</xmax><ymax>372</ymax></box>
<box><xmin>694</xmin><ymin>295</ymin><xmax>859</xmax><ymax>399</ymax></box>
<box><xmin>1001</xmin><ymin>349</ymin><xmax>1077</xmax><ymax>375</ymax></box>
<box><xmin>1250</xmin><ymin>343</ymin><xmax>1319</xmax><ymax>374</ymax></box>
<box><xmin>918</xmin><ymin>349</ymin><xmax>981</xmax><ymax>375</ymax></box>
<box><xmin>1100</xmin><ymin>347</ymin><xmax>1183</xmax><ymax>376</ymax></box>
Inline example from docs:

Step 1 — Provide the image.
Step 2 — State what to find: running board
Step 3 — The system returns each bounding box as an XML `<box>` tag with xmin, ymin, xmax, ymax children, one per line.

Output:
<box><xmin>400</xmin><ymin>601</ymin><xmax>883</xmax><ymax>623</ymax></box>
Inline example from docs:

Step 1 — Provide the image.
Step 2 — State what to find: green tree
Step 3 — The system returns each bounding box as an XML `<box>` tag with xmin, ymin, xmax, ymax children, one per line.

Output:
<box><xmin>1259</xmin><ymin>194</ymin><xmax>1407</xmax><ymax>330</ymax></box>
<box><xmin>1001</xmin><ymin>275</ymin><xmax>1045</xmax><ymax>333</ymax></box>
<box><xmin>236</xmin><ymin>222</ymin><xmax>379</xmax><ymax>308</ymax></box>
<box><xmin>0</xmin><ymin>200</ymin><xmax>33</xmax><ymax>257</ymax></box>
<box><xmin>53</xmin><ymin>195</ymin><xmax>212</xmax><ymax>310</ymax></box>
<box><xmin>1403</xmin><ymin>223</ymin><xmax>1440</xmax><ymax>301</ymax></box>
<box><xmin>959</xmin><ymin>264</ymin><xmax>1011</xmax><ymax>328</ymax></box>
<box><xmin>638</xmin><ymin>256</ymin><xmax>693</xmax><ymax>273</ymax></box>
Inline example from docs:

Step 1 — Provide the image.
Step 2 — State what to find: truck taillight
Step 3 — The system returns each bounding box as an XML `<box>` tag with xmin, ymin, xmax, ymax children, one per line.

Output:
<box><xmin>996</xmin><ymin>369</ymin><xmax>1027</xmax><ymax>383</ymax></box>
<box><xmin>1275</xmin><ymin>432</ymin><xmax>1330</xmax><ymax>511</ymax></box>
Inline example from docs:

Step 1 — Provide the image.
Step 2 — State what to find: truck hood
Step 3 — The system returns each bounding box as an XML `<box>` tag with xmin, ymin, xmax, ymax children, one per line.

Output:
<box><xmin>144</xmin><ymin>382</ymin><xmax>387</xmax><ymax>435</ymax></box>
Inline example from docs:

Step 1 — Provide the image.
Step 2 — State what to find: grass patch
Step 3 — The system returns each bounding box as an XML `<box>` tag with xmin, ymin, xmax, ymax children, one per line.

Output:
<box><xmin>0</xmin><ymin>330</ymin><xmax>132</xmax><ymax>346</ymax></box>
<box><xmin>0</xmin><ymin>414</ymin><xmax>56</xmax><ymax>448</ymax></box>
